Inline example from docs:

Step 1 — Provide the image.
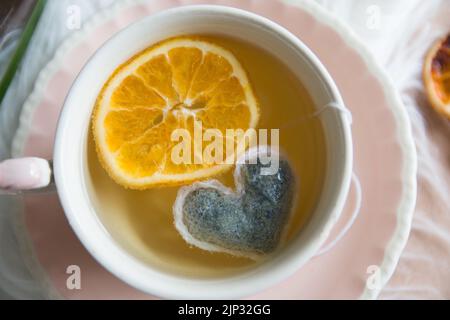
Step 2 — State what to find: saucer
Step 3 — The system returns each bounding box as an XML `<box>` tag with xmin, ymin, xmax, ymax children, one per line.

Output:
<box><xmin>11</xmin><ymin>0</ymin><xmax>416</xmax><ymax>299</ymax></box>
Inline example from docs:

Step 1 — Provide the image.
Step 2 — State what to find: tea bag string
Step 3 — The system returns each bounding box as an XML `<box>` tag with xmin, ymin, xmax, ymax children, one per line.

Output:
<box><xmin>310</xmin><ymin>102</ymin><xmax>361</xmax><ymax>256</ymax></box>
<box><xmin>279</xmin><ymin>101</ymin><xmax>353</xmax><ymax>130</ymax></box>
<box><xmin>312</xmin><ymin>101</ymin><xmax>353</xmax><ymax>124</ymax></box>
<box><xmin>314</xmin><ymin>169</ymin><xmax>362</xmax><ymax>256</ymax></box>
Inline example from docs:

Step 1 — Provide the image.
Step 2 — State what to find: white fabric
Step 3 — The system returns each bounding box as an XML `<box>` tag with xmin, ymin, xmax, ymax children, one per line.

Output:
<box><xmin>315</xmin><ymin>0</ymin><xmax>450</xmax><ymax>300</ymax></box>
<box><xmin>0</xmin><ymin>0</ymin><xmax>114</xmax><ymax>300</ymax></box>
<box><xmin>0</xmin><ymin>0</ymin><xmax>449</xmax><ymax>299</ymax></box>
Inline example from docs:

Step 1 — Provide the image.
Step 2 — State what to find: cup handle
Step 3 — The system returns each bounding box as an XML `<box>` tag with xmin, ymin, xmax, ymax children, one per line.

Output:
<box><xmin>0</xmin><ymin>157</ymin><xmax>55</xmax><ymax>195</ymax></box>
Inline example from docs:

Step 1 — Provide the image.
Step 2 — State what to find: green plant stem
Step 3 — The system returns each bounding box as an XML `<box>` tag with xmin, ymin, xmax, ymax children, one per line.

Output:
<box><xmin>0</xmin><ymin>0</ymin><xmax>47</xmax><ymax>105</ymax></box>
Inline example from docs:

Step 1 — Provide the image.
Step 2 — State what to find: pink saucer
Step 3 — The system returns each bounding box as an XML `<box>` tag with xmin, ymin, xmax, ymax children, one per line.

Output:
<box><xmin>12</xmin><ymin>0</ymin><xmax>416</xmax><ymax>299</ymax></box>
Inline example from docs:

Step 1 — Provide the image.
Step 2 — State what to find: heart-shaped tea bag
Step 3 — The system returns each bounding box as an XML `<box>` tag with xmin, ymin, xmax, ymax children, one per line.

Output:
<box><xmin>173</xmin><ymin>147</ymin><xmax>296</xmax><ymax>259</ymax></box>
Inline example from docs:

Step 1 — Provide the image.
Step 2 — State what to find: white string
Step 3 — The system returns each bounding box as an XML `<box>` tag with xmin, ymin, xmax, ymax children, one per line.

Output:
<box><xmin>314</xmin><ymin>172</ymin><xmax>362</xmax><ymax>257</ymax></box>
<box><xmin>312</xmin><ymin>101</ymin><xmax>353</xmax><ymax>125</ymax></box>
<box><xmin>311</xmin><ymin>101</ymin><xmax>362</xmax><ymax>256</ymax></box>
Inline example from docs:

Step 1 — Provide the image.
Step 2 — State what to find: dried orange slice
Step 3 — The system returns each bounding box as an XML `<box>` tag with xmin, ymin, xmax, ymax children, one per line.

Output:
<box><xmin>92</xmin><ymin>36</ymin><xmax>259</xmax><ymax>189</ymax></box>
<box><xmin>423</xmin><ymin>33</ymin><xmax>450</xmax><ymax>119</ymax></box>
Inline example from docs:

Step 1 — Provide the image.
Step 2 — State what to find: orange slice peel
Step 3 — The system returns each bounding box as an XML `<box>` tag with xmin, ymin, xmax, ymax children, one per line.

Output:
<box><xmin>92</xmin><ymin>36</ymin><xmax>259</xmax><ymax>189</ymax></box>
<box><xmin>423</xmin><ymin>33</ymin><xmax>450</xmax><ymax>119</ymax></box>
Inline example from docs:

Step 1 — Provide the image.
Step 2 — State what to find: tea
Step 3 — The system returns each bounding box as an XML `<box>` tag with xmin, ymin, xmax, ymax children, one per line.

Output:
<box><xmin>85</xmin><ymin>34</ymin><xmax>326</xmax><ymax>277</ymax></box>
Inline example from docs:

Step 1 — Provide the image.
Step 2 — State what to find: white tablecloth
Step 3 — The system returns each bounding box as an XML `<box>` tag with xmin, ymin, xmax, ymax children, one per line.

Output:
<box><xmin>0</xmin><ymin>0</ymin><xmax>449</xmax><ymax>299</ymax></box>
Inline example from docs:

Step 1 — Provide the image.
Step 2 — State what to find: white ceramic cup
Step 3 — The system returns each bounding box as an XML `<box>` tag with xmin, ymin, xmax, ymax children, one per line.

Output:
<box><xmin>0</xmin><ymin>5</ymin><xmax>352</xmax><ymax>299</ymax></box>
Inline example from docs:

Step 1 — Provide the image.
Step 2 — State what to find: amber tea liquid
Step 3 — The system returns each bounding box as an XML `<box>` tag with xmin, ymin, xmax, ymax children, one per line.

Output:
<box><xmin>85</xmin><ymin>35</ymin><xmax>327</xmax><ymax>277</ymax></box>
